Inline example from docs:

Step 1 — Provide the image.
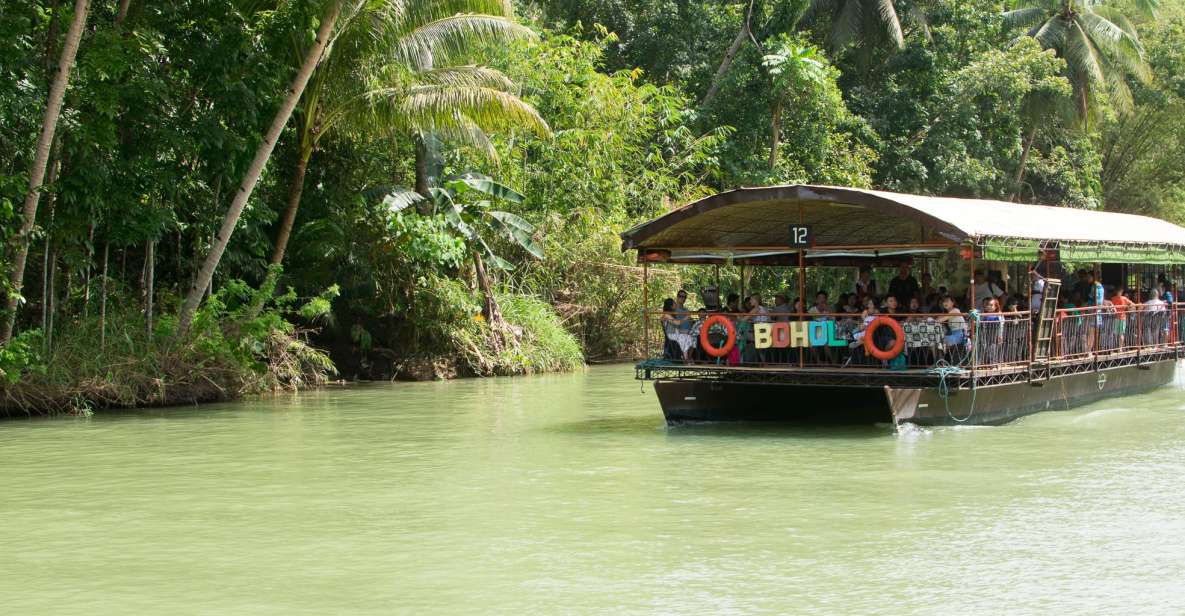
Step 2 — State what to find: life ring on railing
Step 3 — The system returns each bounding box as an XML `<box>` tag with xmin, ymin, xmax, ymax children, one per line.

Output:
<box><xmin>863</xmin><ymin>316</ymin><xmax>906</xmax><ymax>361</ymax></box>
<box><xmin>699</xmin><ymin>314</ymin><xmax>736</xmax><ymax>358</ymax></box>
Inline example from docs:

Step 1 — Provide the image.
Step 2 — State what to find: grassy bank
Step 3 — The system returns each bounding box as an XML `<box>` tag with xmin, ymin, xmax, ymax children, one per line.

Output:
<box><xmin>1</xmin><ymin>280</ymin><xmax>586</xmax><ymax>416</ymax></box>
<box><xmin>0</xmin><ymin>282</ymin><xmax>337</xmax><ymax>416</ymax></box>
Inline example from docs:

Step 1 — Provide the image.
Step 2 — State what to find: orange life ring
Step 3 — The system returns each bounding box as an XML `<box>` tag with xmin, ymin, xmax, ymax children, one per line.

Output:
<box><xmin>699</xmin><ymin>314</ymin><xmax>736</xmax><ymax>358</ymax></box>
<box><xmin>863</xmin><ymin>316</ymin><xmax>906</xmax><ymax>361</ymax></box>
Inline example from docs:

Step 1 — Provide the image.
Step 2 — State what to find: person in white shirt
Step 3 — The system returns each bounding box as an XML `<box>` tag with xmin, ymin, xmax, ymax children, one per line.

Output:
<box><xmin>1029</xmin><ymin>269</ymin><xmax>1046</xmax><ymax>314</ymax></box>
<box><xmin>973</xmin><ymin>270</ymin><xmax>1004</xmax><ymax>308</ymax></box>
<box><xmin>808</xmin><ymin>291</ymin><xmax>832</xmax><ymax>319</ymax></box>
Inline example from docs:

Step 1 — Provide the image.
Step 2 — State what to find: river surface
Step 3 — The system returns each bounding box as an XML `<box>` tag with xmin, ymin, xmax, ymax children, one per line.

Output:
<box><xmin>3</xmin><ymin>364</ymin><xmax>1185</xmax><ymax>614</ymax></box>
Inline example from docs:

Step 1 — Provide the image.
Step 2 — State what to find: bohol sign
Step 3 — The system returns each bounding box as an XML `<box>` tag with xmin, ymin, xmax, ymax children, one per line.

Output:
<box><xmin>753</xmin><ymin>321</ymin><xmax>847</xmax><ymax>349</ymax></box>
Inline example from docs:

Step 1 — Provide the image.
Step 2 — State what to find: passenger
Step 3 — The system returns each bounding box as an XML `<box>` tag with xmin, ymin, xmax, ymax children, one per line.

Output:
<box><xmin>673</xmin><ymin>289</ymin><xmax>692</xmax><ymax>332</ymax></box>
<box><xmin>1110</xmin><ymin>286</ymin><xmax>1134</xmax><ymax>347</ymax></box>
<box><xmin>744</xmin><ymin>294</ymin><xmax>771</xmax><ymax>323</ymax></box>
<box><xmin>907</xmin><ymin>296</ymin><xmax>924</xmax><ymax>321</ymax></box>
<box><xmin>882</xmin><ymin>295</ymin><xmax>901</xmax><ymax>318</ymax></box>
<box><xmin>850</xmin><ymin>297</ymin><xmax>881</xmax><ymax>364</ymax></box>
<box><xmin>888</xmin><ymin>262</ymin><xmax>919</xmax><ymax>307</ymax></box>
<box><xmin>987</xmin><ymin>270</ymin><xmax>1008</xmax><ymax>297</ymax></box>
<box><xmin>935</xmin><ymin>295</ymin><xmax>968</xmax><ymax>357</ymax></box>
<box><xmin>771</xmin><ymin>293</ymin><xmax>792</xmax><ymax>321</ymax></box>
<box><xmin>855</xmin><ymin>265</ymin><xmax>878</xmax><ymax>301</ymax></box>
<box><xmin>923</xmin><ymin>292</ymin><xmax>940</xmax><ymax>314</ymax></box>
<box><xmin>726</xmin><ymin>293</ymin><xmax>742</xmax><ymax>314</ymax></box>
<box><xmin>740</xmin><ymin>295</ymin><xmax>771</xmax><ymax>363</ymax></box>
<box><xmin>809</xmin><ymin>291</ymin><xmax>831</xmax><ymax>318</ymax></box>
<box><xmin>1029</xmin><ymin>268</ymin><xmax>1046</xmax><ymax>314</ymax></box>
<box><xmin>660</xmin><ymin>298</ymin><xmax>693</xmax><ymax>360</ymax></box>
<box><xmin>973</xmin><ymin>270</ymin><xmax>1004</xmax><ymax>307</ymax></box>
<box><xmin>792</xmin><ymin>296</ymin><xmax>805</xmax><ymax>320</ymax></box>
<box><xmin>1004</xmin><ymin>296</ymin><xmax>1023</xmax><ymax>317</ymax></box>
<box><xmin>842</xmin><ymin>292</ymin><xmax>861</xmax><ymax>314</ymax></box>
<box><xmin>1146</xmin><ymin>288</ymin><xmax>1168</xmax><ymax>344</ymax></box>
<box><xmin>1159</xmin><ymin>281</ymin><xmax>1175</xmax><ymax>305</ymax></box>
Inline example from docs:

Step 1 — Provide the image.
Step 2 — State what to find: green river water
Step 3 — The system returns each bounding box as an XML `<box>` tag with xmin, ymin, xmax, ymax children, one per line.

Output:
<box><xmin>3</xmin><ymin>363</ymin><xmax>1185</xmax><ymax>614</ymax></box>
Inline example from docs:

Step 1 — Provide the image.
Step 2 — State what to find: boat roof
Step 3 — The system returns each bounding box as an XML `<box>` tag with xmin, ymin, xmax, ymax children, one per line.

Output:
<box><xmin>621</xmin><ymin>185</ymin><xmax>1185</xmax><ymax>257</ymax></box>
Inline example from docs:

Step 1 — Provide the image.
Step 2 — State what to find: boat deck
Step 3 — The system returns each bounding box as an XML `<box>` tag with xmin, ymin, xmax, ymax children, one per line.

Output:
<box><xmin>637</xmin><ymin>346</ymin><xmax>1184</xmax><ymax>389</ymax></box>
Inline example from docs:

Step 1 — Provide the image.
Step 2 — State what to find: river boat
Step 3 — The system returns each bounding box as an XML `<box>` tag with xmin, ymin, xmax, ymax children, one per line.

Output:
<box><xmin>623</xmin><ymin>185</ymin><xmax>1185</xmax><ymax>426</ymax></box>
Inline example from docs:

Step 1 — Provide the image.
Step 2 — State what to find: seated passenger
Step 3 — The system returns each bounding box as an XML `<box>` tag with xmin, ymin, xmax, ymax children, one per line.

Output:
<box><xmin>809</xmin><ymin>291</ymin><xmax>832</xmax><ymax>319</ymax></box>
<box><xmin>1004</xmin><ymin>296</ymin><xmax>1023</xmax><ymax>318</ymax></box>
<box><xmin>906</xmin><ymin>296</ymin><xmax>924</xmax><ymax>321</ymax></box>
<box><xmin>673</xmin><ymin>289</ymin><xmax>692</xmax><ymax>332</ymax></box>
<box><xmin>935</xmin><ymin>295</ymin><xmax>968</xmax><ymax>350</ymax></box>
<box><xmin>771</xmin><ymin>293</ymin><xmax>792</xmax><ymax>321</ymax></box>
<box><xmin>841</xmin><ymin>293</ymin><xmax>861</xmax><ymax>314</ymax></box>
<box><xmin>726</xmin><ymin>293</ymin><xmax>742</xmax><ymax>314</ymax></box>
<box><xmin>660</xmin><ymin>298</ymin><xmax>694</xmax><ymax>360</ymax></box>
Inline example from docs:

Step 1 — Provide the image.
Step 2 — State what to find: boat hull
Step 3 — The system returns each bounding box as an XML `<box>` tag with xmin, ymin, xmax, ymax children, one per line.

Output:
<box><xmin>654</xmin><ymin>360</ymin><xmax>1177</xmax><ymax>426</ymax></box>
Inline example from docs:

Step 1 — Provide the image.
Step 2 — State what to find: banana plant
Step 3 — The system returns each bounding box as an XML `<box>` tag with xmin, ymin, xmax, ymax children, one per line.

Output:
<box><xmin>385</xmin><ymin>174</ymin><xmax>542</xmax><ymax>327</ymax></box>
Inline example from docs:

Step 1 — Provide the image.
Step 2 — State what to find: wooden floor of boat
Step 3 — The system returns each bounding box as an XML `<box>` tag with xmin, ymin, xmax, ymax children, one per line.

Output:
<box><xmin>664</xmin><ymin>346</ymin><xmax>1180</xmax><ymax>377</ymax></box>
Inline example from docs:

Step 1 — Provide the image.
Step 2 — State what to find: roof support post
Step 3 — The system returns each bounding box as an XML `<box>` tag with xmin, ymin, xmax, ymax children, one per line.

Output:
<box><xmin>643</xmin><ymin>262</ymin><xmax>650</xmax><ymax>360</ymax></box>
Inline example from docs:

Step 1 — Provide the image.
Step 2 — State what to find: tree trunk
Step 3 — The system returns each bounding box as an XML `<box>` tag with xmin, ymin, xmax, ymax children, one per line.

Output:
<box><xmin>269</xmin><ymin>147</ymin><xmax>311</xmax><ymax>266</ymax></box>
<box><xmin>473</xmin><ymin>251</ymin><xmax>502</xmax><ymax>326</ymax></box>
<box><xmin>1</xmin><ymin>0</ymin><xmax>89</xmax><ymax>345</ymax></box>
<box><xmin>1011</xmin><ymin>124</ymin><xmax>1037</xmax><ymax>202</ymax></box>
<box><xmin>99</xmin><ymin>242</ymin><xmax>108</xmax><ymax>350</ymax></box>
<box><xmin>414</xmin><ymin>135</ymin><xmax>430</xmax><ymax>193</ymax></box>
<box><xmin>83</xmin><ymin>221</ymin><xmax>93</xmax><ymax>318</ymax></box>
<box><xmin>116</xmin><ymin>0</ymin><xmax>132</xmax><ymax>25</ymax></box>
<box><xmin>45</xmin><ymin>250</ymin><xmax>55</xmax><ymax>349</ymax></box>
<box><xmin>700</xmin><ymin>0</ymin><xmax>753</xmax><ymax>108</ymax></box>
<box><xmin>145</xmin><ymin>238</ymin><xmax>154</xmax><ymax>337</ymax></box>
<box><xmin>769</xmin><ymin>93</ymin><xmax>785</xmax><ymax>170</ymax></box>
<box><xmin>176</xmin><ymin>0</ymin><xmax>342</xmax><ymax>337</ymax></box>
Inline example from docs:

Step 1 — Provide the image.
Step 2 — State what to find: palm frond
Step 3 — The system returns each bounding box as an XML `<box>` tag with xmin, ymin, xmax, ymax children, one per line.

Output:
<box><xmin>1031</xmin><ymin>14</ymin><xmax>1067</xmax><ymax>50</ymax></box>
<box><xmin>394</xmin><ymin>14</ymin><xmax>534</xmax><ymax>69</ymax></box>
<box><xmin>417</xmin><ymin>65</ymin><xmax>515</xmax><ymax>90</ymax></box>
<box><xmin>830</xmin><ymin>0</ymin><xmax>863</xmax><ymax>49</ymax></box>
<box><xmin>1004</xmin><ymin>6</ymin><xmax>1049</xmax><ymax>30</ymax></box>
<box><xmin>1066</xmin><ymin>19</ymin><xmax>1106</xmax><ymax>88</ymax></box>
<box><xmin>399</xmin><ymin>85</ymin><xmax>551</xmax><ymax>137</ymax></box>
<box><xmin>874</xmin><ymin>0</ymin><xmax>904</xmax><ymax>48</ymax></box>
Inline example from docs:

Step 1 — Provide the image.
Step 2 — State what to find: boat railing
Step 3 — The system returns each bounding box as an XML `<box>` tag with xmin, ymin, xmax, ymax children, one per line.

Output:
<box><xmin>643</xmin><ymin>310</ymin><xmax>1031</xmax><ymax>372</ymax></box>
<box><xmin>1051</xmin><ymin>302</ymin><xmax>1183</xmax><ymax>361</ymax></box>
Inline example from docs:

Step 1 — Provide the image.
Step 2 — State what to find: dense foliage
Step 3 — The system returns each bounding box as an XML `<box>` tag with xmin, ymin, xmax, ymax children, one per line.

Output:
<box><xmin>2</xmin><ymin>0</ymin><xmax>1185</xmax><ymax>409</ymax></box>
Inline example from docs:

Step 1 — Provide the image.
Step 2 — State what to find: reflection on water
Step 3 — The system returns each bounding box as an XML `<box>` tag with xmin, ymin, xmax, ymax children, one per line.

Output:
<box><xmin>2</xmin><ymin>364</ymin><xmax>1185</xmax><ymax>614</ymax></box>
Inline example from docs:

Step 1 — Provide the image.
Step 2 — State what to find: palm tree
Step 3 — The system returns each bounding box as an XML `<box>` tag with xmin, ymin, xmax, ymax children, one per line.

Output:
<box><xmin>176</xmin><ymin>0</ymin><xmax>344</xmax><ymax>336</ymax></box>
<box><xmin>1003</xmin><ymin>0</ymin><xmax>1154</xmax><ymax>122</ymax></box>
<box><xmin>805</xmin><ymin>0</ymin><xmax>905</xmax><ymax>53</ymax></box>
<box><xmin>268</xmin><ymin>0</ymin><xmax>549</xmax><ymax>268</ymax></box>
<box><xmin>2</xmin><ymin>0</ymin><xmax>90</xmax><ymax>345</ymax></box>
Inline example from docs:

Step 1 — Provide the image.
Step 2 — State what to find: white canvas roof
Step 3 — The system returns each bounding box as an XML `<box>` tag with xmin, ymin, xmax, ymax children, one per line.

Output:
<box><xmin>621</xmin><ymin>185</ymin><xmax>1185</xmax><ymax>251</ymax></box>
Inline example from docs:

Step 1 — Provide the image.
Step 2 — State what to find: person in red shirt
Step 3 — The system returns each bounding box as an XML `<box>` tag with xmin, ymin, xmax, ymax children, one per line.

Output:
<box><xmin>1109</xmin><ymin>286</ymin><xmax>1135</xmax><ymax>347</ymax></box>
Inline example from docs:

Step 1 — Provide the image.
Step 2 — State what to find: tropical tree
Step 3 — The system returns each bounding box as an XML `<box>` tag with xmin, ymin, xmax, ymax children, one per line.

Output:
<box><xmin>176</xmin><ymin>0</ymin><xmax>344</xmax><ymax>336</ymax></box>
<box><xmin>2</xmin><ymin>0</ymin><xmax>90</xmax><ymax>345</ymax></box>
<box><xmin>268</xmin><ymin>0</ymin><xmax>548</xmax><ymax>269</ymax></box>
<box><xmin>1003</xmin><ymin>0</ymin><xmax>1155</xmax><ymax>122</ymax></box>
<box><xmin>762</xmin><ymin>39</ymin><xmax>826</xmax><ymax>168</ymax></box>
<box><xmin>804</xmin><ymin>0</ymin><xmax>906</xmax><ymax>52</ymax></box>
<box><xmin>386</xmin><ymin>175</ymin><xmax>542</xmax><ymax>338</ymax></box>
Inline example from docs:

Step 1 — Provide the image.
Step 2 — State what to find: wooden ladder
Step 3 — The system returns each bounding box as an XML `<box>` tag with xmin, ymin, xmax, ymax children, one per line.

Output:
<box><xmin>1033</xmin><ymin>278</ymin><xmax>1062</xmax><ymax>362</ymax></box>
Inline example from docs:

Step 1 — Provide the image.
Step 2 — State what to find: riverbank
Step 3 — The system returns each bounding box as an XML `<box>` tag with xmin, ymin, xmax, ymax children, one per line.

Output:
<box><xmin>0</xmin><ymin>290</ymin><xmax>586</xmax><ymax>417</ymax></box>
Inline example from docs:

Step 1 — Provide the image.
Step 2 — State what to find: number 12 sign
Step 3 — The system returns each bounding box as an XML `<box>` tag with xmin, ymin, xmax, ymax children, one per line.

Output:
<box><xmin>788</xmin><ymin>224</ymin><xmax>814</xmax><ymax>248</ymax></box>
